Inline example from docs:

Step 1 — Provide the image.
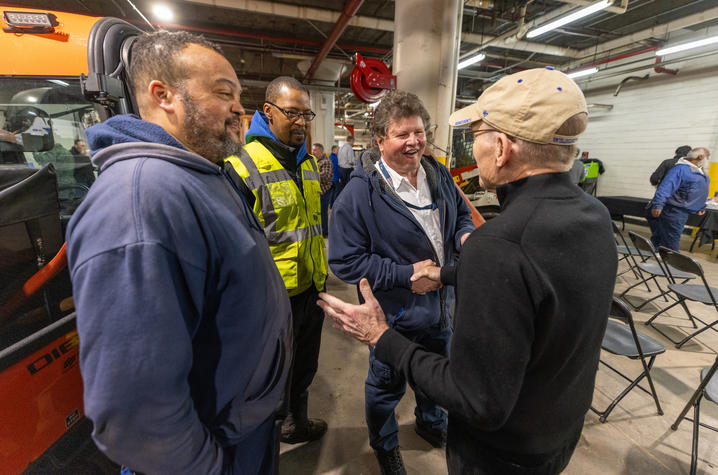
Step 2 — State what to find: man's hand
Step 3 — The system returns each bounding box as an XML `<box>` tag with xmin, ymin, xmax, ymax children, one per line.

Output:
<box><xmin>651</xmin><ymin>208</ymin><xmax>662</xmax><ymax>218</ymax></box>
<box><xmin>0</xmin><ymin>129</ymin><xmax>17</xmax><ymax>144</ymax></box>
<box><xmin>318</xmin><ymin>278</ymin><xmax>389</xmax><ymax>347</ymax></box>
<box><xmin>698</xmin><ymin>210</ymin><xmax>706</xmax><ymax>216</ymax></box>
<box><xmin>410</xmin><ymin>265</ymin><xmax>441</xmax><ymax>285</ymax></box>
<box><xmin>411</xmin><ymin>259</ymin><xmax>440</xmax><ymax>295</ymax></box>
<box><xmin>460</xmin><ymin>232</ymin><xmax>471</xmax><ymax>247</ymax></box>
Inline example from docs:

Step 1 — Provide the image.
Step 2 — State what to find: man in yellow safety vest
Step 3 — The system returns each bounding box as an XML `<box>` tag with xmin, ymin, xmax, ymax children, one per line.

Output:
<box><xmin>226</xmin><ymin>76</ymin><xmax>328</xmax><ymax>444</ymax></box>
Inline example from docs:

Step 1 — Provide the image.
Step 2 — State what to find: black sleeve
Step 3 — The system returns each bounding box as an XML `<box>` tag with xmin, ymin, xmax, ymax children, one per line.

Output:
<box><xmin>650</xmin><ymin>161</ymin><xmax>668</xmax><ymax>186</ymax></box>
<box><xmin>375</xmin><ymin>234</ymin><xmax>540</xmax><ymax>430</ymax></box>
<box><xmin>440</xmin><ymin>265</ymin><xmax>457</xmax><ymax>287</ymax></box>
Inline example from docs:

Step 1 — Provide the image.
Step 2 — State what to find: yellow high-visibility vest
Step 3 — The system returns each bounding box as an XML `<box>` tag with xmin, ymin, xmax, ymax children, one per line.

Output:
<box><xmin>226</xmin><ymin>140</ymin><xmax>327</xmax><ymax>296</ymax></box>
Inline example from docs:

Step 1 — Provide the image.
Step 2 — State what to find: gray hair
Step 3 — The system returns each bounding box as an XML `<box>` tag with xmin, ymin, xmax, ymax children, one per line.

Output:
<box><xmin>687</xmin><ymin>147</ymin><xmax>710</xmax><ymax>161</ymax></box>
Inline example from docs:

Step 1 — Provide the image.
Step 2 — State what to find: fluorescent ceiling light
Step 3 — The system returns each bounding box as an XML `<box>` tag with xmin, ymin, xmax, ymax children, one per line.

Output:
<box><xmin>458</xmin><ymin>53</ymin><xmax>486</xmax><ymax>70</ymax></box>
<box><xmin>526</xmin><ymin>0</ymin><xmax>611</xmax><ymax>39</ymax></box>
<box><xmin>566</xmin><ymin>67</ymin><xmax>598</xmax><ymax>79</ymax></box>
<box><xmin>152</xmin><ymin>4</ymin><xmax>174</xmax><ymax>22</ymax></box>
<box><xmin>656</xmin><ymin>34</ymin><xmax>718</xmax><ymax>56</ymax></box>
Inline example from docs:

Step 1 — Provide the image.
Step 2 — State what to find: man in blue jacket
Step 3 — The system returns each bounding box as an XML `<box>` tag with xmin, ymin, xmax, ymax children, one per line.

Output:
<box><xmin>66</xmin><ymin>31</ymin><xmax>291</xmax><ymax>474</ymax></box>
<box><xmin>649</xmin><ymin>147</ymin><xmax>711</xmax><ymax>250</ymax></box>
<box><xmin>328</xmin><ymin>90</ymin><xmax>474</xmax><ymax>474</ymax></box>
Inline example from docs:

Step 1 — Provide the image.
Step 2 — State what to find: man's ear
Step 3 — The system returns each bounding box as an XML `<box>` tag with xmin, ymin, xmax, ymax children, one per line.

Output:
<box><xmin>263</xmin><ymin>103</ymin><xmax>273</xmax><ymax>123</ymax></box>
<box><xmin>495</xmin><ymin>133</ymin><xmax>515</xmax><ymax>169</ymax></box>
<box><xmin>148</xmin><ymin>80</ymin><xmax>177</xmax><ymax>113</ymax></box>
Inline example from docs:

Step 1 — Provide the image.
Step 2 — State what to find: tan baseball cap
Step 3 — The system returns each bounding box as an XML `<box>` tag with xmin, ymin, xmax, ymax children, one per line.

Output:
<box><xmin>449</xmin><ymin>67</ymin><xmax>588</xmax><ymax>145</ymax></box>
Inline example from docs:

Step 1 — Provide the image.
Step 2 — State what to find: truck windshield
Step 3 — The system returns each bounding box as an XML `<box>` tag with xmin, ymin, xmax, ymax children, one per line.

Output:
<box><xmin>0</xmin><ymin>77</ymin><xmax>99</xmax><ymax>351</ymax></box>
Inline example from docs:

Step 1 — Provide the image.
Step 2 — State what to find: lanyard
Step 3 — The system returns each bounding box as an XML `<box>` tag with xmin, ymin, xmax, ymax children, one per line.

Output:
<box><xmin>378</xmin><ymin>159</ymin><xmax>437</xmax><ymax>211</ymax></box>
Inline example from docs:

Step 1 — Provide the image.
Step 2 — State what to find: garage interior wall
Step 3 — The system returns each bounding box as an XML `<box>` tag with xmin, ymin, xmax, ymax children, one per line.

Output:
<box><xmin>577</xmin><ymin>43</ymin><xmax>718</xmax><ymax>199</ymax></box>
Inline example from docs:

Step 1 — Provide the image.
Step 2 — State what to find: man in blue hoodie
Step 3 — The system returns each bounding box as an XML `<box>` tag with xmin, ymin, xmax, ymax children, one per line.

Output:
<box><xmin>649</xmin><ymin>147</ymin><xmax>711</xmax><ymax>250</ymax></box>
<box><xmin>225</xmin><ymin>76</ymin><xmax>328</xmax><ymax>444</ymax></box>
<box><xmin>66</xmin><ymin>31</ymin><xmax>291</xmax><ymax>474</ymax></box>
<box><xmin>328</xmin><ymin>90</ymin><xmax>475</xmax><ymax>474</ymax></box>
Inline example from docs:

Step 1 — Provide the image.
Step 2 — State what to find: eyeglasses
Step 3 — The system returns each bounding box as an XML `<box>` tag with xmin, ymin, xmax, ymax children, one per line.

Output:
<box><xmin>266</xmin><ymin>101</ymin><xmax>316</xmax><ymax>122</ymax></box>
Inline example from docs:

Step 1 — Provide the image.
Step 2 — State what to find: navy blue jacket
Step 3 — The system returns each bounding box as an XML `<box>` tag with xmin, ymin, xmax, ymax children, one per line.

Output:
<box><xmin>329</xmin><ymin>150</ymin><xmax>475</xmax><ymax>331</ymax></box>
<box><xmin>66</xmin><ymin>115</ymin><xmax>291</xmax><ymax>474</ymax></box>
<box><xmin>653</xmin><ymin>161</ymin><xmax>709</xmax><ymax>213</ymax></box>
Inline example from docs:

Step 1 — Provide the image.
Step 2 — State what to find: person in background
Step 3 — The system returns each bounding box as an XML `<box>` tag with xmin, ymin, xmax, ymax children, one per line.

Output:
<box><xmin>568</xmin><ymin>149</ymin><xmax>585</xmax><ymax>185</ymax></box>
<box><xmin>313</xmin><ymin>142</ymin><xmax>334</xmax><ymax>237</ymax></box>
<box><xmin>225</xmin><ymin>76</ymin><xmax>328</xmax><ymax>444</ymax></box>
<box><xmin>649</xmin><ymin>147</ymin><xmax>711</xmax><ymax>251</ymax></box>
<box><xmin>329</xmin><ymin>144</ymin><xmax>341</xmax><ymax>204</ymax></box>
<box><xmin>319</xmin><ymin>68</ymin><xmax>616</xmax><ymax>475</ymax></box>
<box><xmin>69</xmin><ymin>138</ymin><xmax>95</xmax><ymax>187</ymax></box>
<box><xmin>328</xmin><ymin>90</ymin><xmax>474</xmax><ymax>474</ymax></box>
<box><xmin>650</xmin><ymin>145</ymin><xmax>692</xmax><ymax>187</ymax></box>
<box><xmin>66</xmin><ymin>30</ymin><xmax>291</xmax><ymax>474</ymax></box>
<box><xmin>337</xmin><ymin>135</ymin><xmax>355</xmax><ymax>190</ymax></box>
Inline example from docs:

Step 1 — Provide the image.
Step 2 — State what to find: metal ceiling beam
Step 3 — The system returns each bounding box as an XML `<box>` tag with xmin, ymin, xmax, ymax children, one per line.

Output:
<box><xmin>183</xmin><ymin>0</ymin><xmax>393</xmax><ymax>31</ymax></box>
<box><xmin>304</xmin><ymin>0</ymin><xmax>364</xmax><ymax>82</ymax></box>
<box><xmin>572</xmin><ymin>5</ymin><xmax>718</xmax><ymax>62</ymax></box>
<box><xmin>183</xmin><ymin>0</ymin><xmax>577</xmax><ymax>57</ymax></box>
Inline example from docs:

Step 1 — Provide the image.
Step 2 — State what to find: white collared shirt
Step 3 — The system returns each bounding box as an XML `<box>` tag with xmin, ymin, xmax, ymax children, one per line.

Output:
<box><xmin>375</xmin><ymin>158</ymin><xmax>444</xmax><ymax>265</ymax></box>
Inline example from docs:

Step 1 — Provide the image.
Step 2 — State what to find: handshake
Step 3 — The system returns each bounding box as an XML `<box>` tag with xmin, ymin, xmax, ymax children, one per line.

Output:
<box><xmin>411</xmin><ymin>259</ymin><xmax>442</xmax><ymax>295</ymax></box>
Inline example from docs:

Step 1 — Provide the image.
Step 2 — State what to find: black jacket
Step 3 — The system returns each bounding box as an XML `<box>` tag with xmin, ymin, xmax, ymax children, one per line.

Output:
<box><xmin>650</xmin><ymin>156</ymin><xmax>680</xmax><ymax>186</ymax></box>
<box><xmin>376</xmin><ymin>172</ymin><xmax>617</xmax><ymax>470</ymax></box>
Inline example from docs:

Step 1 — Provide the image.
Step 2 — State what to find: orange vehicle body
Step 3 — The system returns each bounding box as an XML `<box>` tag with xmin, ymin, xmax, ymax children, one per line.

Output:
<box><xmin>0</xmin><ymin>7</ymin><xmax>100</xmax><ymax>473</ymax></box>
<box><xmin>0</xmin><ymin>7</ymin><xmax>98</xmax><ymax>76</ymax></box>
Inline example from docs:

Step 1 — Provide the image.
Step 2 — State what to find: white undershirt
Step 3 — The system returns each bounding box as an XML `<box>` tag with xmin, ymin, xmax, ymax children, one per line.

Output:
<box><xmin>375</xmin><ymin>159</ymin><xmax>444</xmax><ymax>266</ymax></box>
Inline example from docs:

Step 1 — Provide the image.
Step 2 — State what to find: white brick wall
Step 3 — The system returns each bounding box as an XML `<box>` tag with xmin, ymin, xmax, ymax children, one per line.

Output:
<box><xmin>578</xmin><ymin>54</ymin><xmax>718</xmax><ymax>199</ymax></box>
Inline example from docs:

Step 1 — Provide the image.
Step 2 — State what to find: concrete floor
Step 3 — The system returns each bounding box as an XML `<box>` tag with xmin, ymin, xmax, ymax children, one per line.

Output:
<box><xmin>280</xmin><ymin>224</ymin><xmax>718</xmax><ymax>474</ymax></box>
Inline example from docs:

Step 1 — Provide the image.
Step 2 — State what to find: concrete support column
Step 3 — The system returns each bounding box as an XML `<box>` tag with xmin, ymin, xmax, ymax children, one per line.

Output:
<box><xmin>393</xmin><ymin>0</ymin><xmax>462</xmax><ymax>163</ymax></box>
<box><xmin>308</xmin><ymin>89</ymin><xmax>336</xmax><ymax>153</ymax></box>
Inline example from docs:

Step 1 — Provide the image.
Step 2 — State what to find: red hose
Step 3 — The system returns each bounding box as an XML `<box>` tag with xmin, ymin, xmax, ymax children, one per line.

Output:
<box><xmin>0</xmin><ymin>243</ymin><xmax>68</xmax><ymax>322</ymax></box>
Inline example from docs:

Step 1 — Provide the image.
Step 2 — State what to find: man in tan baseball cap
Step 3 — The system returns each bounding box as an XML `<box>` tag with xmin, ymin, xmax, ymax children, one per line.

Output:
<box><xmin>450</xmin><ymin>66</ymin><xmax>588</xmax><ymax>190</ymax></box>
<box><xmin>318</xmin><ymin>67</ymin><xmax>617</xmax><ymax>474</ymax></box>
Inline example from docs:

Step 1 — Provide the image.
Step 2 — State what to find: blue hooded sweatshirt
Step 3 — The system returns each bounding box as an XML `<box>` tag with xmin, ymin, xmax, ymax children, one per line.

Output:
<box><xmin>66</xmin><ymin>114</ymin><xmax>291</xmax><ymax>474</ymax></box>
<box><xmin>328</xmin><ymin>149</ymin><xmax>475</xmax><ymax>331</ymax></box>
<box><xmin>652</xmin><ymin>160</ymin><xmax>709</xmax><ymax>213</ymax></box>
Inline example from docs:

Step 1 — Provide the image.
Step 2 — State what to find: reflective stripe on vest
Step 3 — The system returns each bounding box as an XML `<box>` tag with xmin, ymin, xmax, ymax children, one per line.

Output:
<box><xmin>225</xmin><ymin>141</ymin><xmax>328</xmax><ymax>295</ymax></box>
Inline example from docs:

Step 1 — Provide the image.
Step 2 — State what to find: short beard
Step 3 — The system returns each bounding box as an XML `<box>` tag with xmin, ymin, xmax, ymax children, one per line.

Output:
<box><xmin>179</xmin><ymin>92</ymin><xmax>241</xmax><ymax>163</ymax></box>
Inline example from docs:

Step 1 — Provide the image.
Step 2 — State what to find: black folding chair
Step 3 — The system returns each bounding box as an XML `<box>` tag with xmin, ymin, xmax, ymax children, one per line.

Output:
<box><xmin>646</xmin><ymin>247</ymin><xmax>718</xmax><ymax>349</ymax></box>
<box><xmin>590</xmin><ymin>297</ymin><xmax>664</xmax><ymax>422</ymax></box>
<box><xmin>612</xmin><ymin>221</ymin><xmax>642</xmax><ymax>282</ymax></box>
<box><xmin>620</xmin><ymin>232</ymin><xmax>694</xmax><ymax>310</ymax></box>
<box><xmin>670</xmin><ymin>355</ymin><xmax>718</xmax><ymax>475</ymax></box>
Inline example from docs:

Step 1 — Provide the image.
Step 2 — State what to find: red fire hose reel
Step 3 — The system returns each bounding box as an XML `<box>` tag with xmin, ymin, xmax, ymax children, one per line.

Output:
<box><xmin>350</xmin><ymin>53</ymin><xmax>397</xmax><ymax>104</ymax></box>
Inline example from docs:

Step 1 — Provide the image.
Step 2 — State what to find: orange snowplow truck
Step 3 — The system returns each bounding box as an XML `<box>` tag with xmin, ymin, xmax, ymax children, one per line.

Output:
<box><xmin>0</xmin><ymin>7</ymin><xmax>141</xmax><ymax>473</ymax></box>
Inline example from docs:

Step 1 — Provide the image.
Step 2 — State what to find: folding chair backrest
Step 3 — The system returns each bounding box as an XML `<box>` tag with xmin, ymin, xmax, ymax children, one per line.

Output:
<box><xmin>659</xmin><ymin>247</ymin><xmax>702</xmax><ymax>277</ymax></box>
<box><xmin>658</xmin><ymin>248</ymin><xmax>716</xmax><ymax>306</ymax></box>
<box><xmin>628</xmin><ymin>231</ymin><xmax>659</xmax><ymax>262</ymax></box>
<box><xmin>610</xmin><ymin>296</ymin><xmax>645</xmax><ymax>358</ymax></box>
<box><xmin>612</xmin><ymin>221</ymin><xmax>632</xmax><ymax>249</ymax></box>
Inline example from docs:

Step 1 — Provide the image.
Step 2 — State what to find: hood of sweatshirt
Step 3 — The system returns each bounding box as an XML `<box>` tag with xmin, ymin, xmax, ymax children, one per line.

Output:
<box><xmin>85</xmin><ymin>114</ymin><xmax>221</xmax><ymax>175</ymax></box>
<box><xmin>244</xmin><ymin>110</ymin><xmax>308</xmax><ymax>164</ymax></box>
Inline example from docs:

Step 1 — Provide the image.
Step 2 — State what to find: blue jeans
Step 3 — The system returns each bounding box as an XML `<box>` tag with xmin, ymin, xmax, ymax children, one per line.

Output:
<box><xmin>649</xmin><ymin>204</ymin><xmax>691</xmax><ymax>251</ymax></box>
<box><xmin>365</xmin><ymin>324</ymin><xmax>452</xmax><ymax>451</ymax></box>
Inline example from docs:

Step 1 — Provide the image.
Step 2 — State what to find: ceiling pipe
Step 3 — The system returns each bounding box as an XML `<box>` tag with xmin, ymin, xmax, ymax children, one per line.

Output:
<box><xmin>130</xmin><ymin>19</ymin><xmax>389</xmax><ymax>55</ymax></box>
<box><xmin>303</xmin><ymin>0</ymin><xmax>365</xmax><ymax>83</ymax></box>
<box><xmin>653</xmin><ymin>56</ymin><xmax>678</xmax><ymax>75</ymax></box>
<box><xmin>571</xmin><ymin>5</ymin><xmax>718</xmax><ymax>62</ymax></box>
